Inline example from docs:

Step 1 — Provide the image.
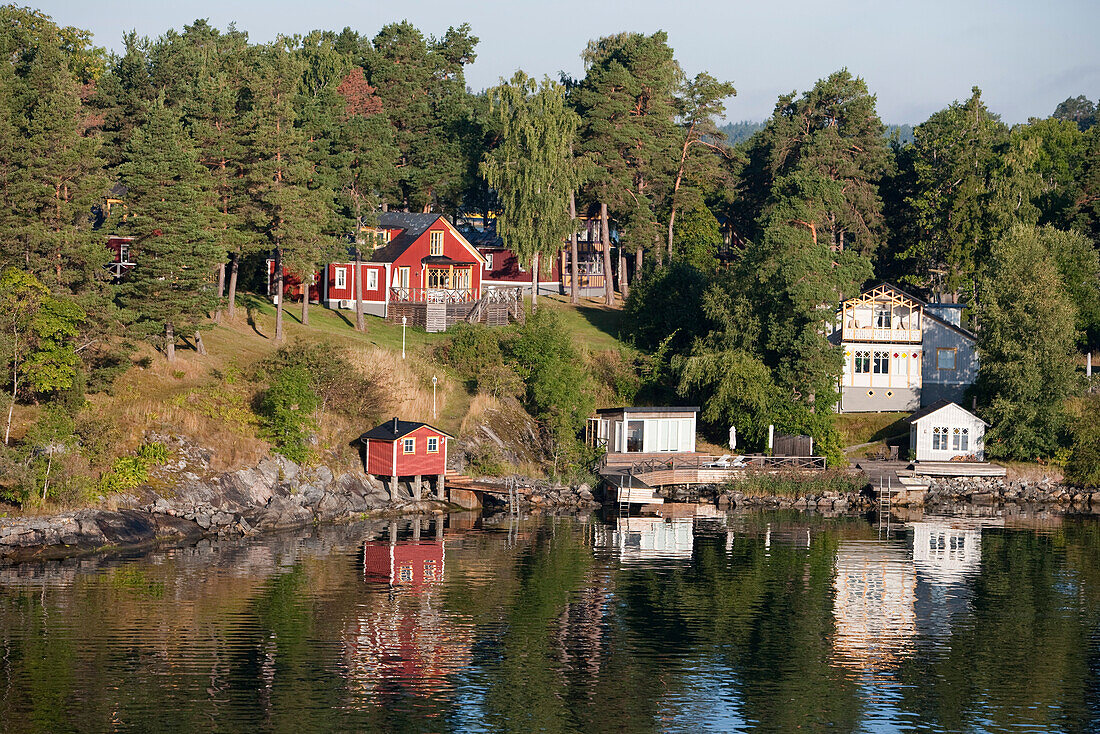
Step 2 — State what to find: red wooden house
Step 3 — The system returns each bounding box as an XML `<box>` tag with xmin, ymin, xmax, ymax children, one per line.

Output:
<box><xmin>360</xmin><ymin>418</ymin><xmax>452</xmax><ymax>501</ymax></box>
<box><xmin>106</xmin><ymin>236</ymin><xmax>135</xmax><ymax>279</ymax></box>
<box><xmin>323</xmin><ymin>212</ymin><xmax>486</xmax><ymax>317</ymax></box>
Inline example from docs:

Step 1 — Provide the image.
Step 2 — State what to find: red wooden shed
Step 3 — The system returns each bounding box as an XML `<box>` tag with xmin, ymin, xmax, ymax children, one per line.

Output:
<box><xmin>360</xmin><ymin>418</ymin><xmax>452</xmax><ymax>501</ymax></box>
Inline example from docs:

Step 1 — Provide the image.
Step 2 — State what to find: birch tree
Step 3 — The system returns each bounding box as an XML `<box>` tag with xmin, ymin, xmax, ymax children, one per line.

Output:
<box><xmin>481</xmin><ymin>71</ymin><xmax>583</xmax><ymax>311</ymax></box>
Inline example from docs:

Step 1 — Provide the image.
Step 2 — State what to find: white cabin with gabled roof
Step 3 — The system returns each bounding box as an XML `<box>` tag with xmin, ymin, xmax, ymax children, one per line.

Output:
<box><xmin>832</xmin><ymin>283</ymin><xmax>978</xmax><ymax>413</ymax></box>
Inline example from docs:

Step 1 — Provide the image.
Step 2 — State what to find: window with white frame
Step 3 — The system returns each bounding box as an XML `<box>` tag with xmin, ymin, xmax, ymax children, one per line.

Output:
<box><xmin>932</xmin><ymin>426</ymin><xmax>948</xmax><ymax>450</ymax></box>
<box><xmin>952</xmin><ymin>427</ymin><xmax>969</xmax><ymax>451</ymax></box>
<box><xmin>937</xmin><ymin>348</ymin><xmax>957</xmax><ymax>370</ymax></box>
<box><xmin>402</xmin><ymin>437</ymin><xmax>415</xmax><ymax>454</ymax></box>
<box><xmin>892</xmin><ymin>351</ymin><xmax>907</xmax><ymax>375</ymax></box>
<box><xmin>484</xmin><ymin>253</ymin><xmax>494</xmax><ymax>270</ymax></box>
<box><xmin>853</xmin><ymin>350</ymin><xmax>871</xmax><ymax>374</ymax></box>
<box><xmin>335</xmin><ymin>267</ymin><xmax>347</xmax><ymax>288</ymax></box>
<box><xmin>366</xmin><ymin>269</ymin><xmax>378</xmax><ymax>290</ymax></box>
<box><xmin>399</xmin><ymin>566</ymin><xmax>413</xmax><ymax>582</ymax></box>
<box><xmin>873</xmin><ymin>351</ymin><xmax>890</xmax><ymax>374</ymax></box>
<box><xmin>427</xmin><ymin>436</ymin><xmax>439</xmax><ymax>453</ymax></box>
<box><xmin>430</xmin><ymin>230</ymin><xmax>444</xmax><ymax>256</ymax></box>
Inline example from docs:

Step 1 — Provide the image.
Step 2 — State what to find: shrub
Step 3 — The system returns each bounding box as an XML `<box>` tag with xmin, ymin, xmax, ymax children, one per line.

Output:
<box><xmin>465</xmin><ymin>444</ymin><xmax>506</xmax><ymax>477</ymax></box>
<box><xmin>100</xmin><ymin>456</ymin><xmax>149</xmax><ymax>493</ymax></box>
<box><xmin>1064</xmin><ymin>395</ymin><xmax>1100</xmax><ymax>486</ymax></box>
<box><xmin>258</xmin><ymin>366</ymin><xmax>319</xmax><ymax>465</ymax></box>
<box><xmin>477</xmin><ymin>363</ymin><xmax>524</xmax><ymax>399</ymax></box>
<box><xmin>261</xmin><ymin>340</ymin><xmax>384</xmax><ymax>423</ymax></box>
<box><xmin>438</xmin><ymin>323</ymin><xmax>505</xmax><ymax>384</ymax></box>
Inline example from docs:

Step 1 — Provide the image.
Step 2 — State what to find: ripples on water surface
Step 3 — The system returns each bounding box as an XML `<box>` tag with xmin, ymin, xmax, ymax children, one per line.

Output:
<box><xmin>0</xmin><ymin>510</ymin><xmax>1097</xmax><ymax>733</ymax></box>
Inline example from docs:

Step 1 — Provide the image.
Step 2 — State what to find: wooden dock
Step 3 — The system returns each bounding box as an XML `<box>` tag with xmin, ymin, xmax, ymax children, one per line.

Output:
<box><xmin>600</xmin><ymin>454</ymin><xmax>827</xmax><ymax>504</ymax></box>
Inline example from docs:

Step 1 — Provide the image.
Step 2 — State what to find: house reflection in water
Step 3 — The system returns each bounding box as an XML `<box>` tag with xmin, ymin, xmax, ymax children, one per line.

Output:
<box><xmin>609</xmin><ymin>517</ymin><xmax>694</xmax><ymax>563</ymax></box>
<box><xmin>832</xmin><ymin>541</ymin><xmax>917</xmax><ymax>675</ymax></box>
<box><xmin>831</xmin><ymin>517</ymin><xmax>1000</xmax><ymax>676</ymax></box>
<box><xmin>343</xmin><ymin>518</ymin><xmax>471</xmax><ymax>701</ymax></box>
<box><xmin>910</xmin><ymin>516</ymin><xmax>1000</xmax><ymax>639</ymax></box>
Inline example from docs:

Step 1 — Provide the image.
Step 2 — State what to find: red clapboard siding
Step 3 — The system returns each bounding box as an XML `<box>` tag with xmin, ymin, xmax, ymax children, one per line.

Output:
<box><xmin>327</xmin><ymin>262</ymin><xmax>387</xmax><ymax>303</ymax></box>
<box><xmin>366</xmin><ymin>425</ymin><xmax>447</xmax><ymax>477</ymax></box>
<box><xmin>388</xmin><ymin>222</ymin><xmax>483</xmax><ymax>297</ymax></box>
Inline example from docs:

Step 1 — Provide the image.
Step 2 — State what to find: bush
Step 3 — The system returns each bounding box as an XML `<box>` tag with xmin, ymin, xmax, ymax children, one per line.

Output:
<box><xmin>261</xmin><ymin>340</ymin><xmax>384</xmax><ymax>423</ymax></box>
<box><xmin>439</xmin><ymin>323</ymin><xmax>504</xmax><ymax>383</ymax></box>
<box><xmin>1064</xmin><ymin>395</ymin><xmax>1100</xmax><ymax>486</ymax></box>
<box><xmin>98</xmin><ymin>442</ymin><xmax>171</xmax><ymax>495</ymax></box>
<box><xmin>258</xmin><ymin>366</ymin><xmax>319</xmax><ymax>465</ymax></box>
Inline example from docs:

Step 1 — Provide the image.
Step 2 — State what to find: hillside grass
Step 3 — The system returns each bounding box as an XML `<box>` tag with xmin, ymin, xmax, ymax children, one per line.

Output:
<box><xmin>833</xmin><ymin>411</ymin><xmax>909</xmax><ymax>448</ymax></box>
<box><xmin>79</xmin><ymin>294</ymin><xmax>634</xmax><ymax>477</ymax></box>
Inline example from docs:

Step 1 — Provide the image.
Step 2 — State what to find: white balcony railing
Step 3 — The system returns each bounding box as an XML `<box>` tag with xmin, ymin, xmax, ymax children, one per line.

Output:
<box><xmin>842</xmin><ymin>327</ymin><xmax>922</xmax><ymax>343</ymax></box>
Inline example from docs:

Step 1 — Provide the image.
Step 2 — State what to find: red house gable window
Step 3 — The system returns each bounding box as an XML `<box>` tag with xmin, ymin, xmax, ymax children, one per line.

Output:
<box><xmin>429</xmin><ymin>230</ymin><xmax>444</xmax><ymax>256</ymax></box>
<box><xmin>402</xmin><ymin>437</ymin><xmax>415</xmax><ymax>454</ymax></box>
<box><xmin>427</xmin><ymin>436</ymin><xmax>439</xmax><ymax>453</ymax></box>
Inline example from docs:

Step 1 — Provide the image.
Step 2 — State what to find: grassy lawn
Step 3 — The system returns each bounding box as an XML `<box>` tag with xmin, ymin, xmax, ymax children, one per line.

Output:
<box><xmin>833</xmin><ymin>411</ymin><xmax>910</xmax><ymax>448</ymax></box>
<box><xmin>535</xmin><ymin>292</ymin><xmax>631</xmax><ymax>353</ymax></box>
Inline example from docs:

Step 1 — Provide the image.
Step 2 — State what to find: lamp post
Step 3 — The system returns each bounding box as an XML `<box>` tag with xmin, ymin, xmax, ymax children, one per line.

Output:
<box><xmin>432</xmin><ymin>376</ymin><xmax>438</xmax><ymax>419</ymax></box>
<box><xmin>401</xmin><ymin>315</ymin><xmax>407</xmax><ymax>360</ymax></box>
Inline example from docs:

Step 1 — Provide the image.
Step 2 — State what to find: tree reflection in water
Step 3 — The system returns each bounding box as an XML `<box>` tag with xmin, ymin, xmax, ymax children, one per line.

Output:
<box><xmin>0</xmin><ymin>512</ymin><xmax>1096</xmax><ymax>732</ymax></box>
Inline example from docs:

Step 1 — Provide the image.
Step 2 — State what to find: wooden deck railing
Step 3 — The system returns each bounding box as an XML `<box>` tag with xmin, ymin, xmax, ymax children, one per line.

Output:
<box><xmin>390</xmin><ymin>287</ymin><xmax>476</xmax><ymax>304</ymax></box>
<box><xmin>618</xmin><ymin>454</ymin><xmax>826</xmax><ymax>477</ymax></box>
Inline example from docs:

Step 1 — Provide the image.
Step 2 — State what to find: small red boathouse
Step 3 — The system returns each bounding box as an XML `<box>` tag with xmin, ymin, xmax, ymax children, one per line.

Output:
<box><xmin>359</xmin><ymin>418</ymin><xmax>452</xmax><ymax>501</ymax></box>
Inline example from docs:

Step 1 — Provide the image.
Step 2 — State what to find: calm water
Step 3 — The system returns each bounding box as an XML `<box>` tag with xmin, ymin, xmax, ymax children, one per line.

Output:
<box><xmin>0</xmin><ymin>510</ymin><xmax>1097</xmax><ymax>733</ymax></box>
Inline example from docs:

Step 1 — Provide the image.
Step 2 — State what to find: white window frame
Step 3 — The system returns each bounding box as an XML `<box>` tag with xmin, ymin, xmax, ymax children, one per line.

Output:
<box><xmin>854</xmin><ymin>350</ymin><xmax>871</xmax><ymax>374</ymax></box>
<box><xmin>366</xmin><ymin>269</ymin><xmax>378</xmax><ymax>290</ymax></box>
<box><xmin>427</xmin><ymin>436</ymin><xmax>439</xmax><ymax>453</ymax></box>
<box><xmin>874</xmin><ymin>307</ymin><xmax>892</xmax><ymax>329</ymax></box>
<box><xmin>873</xmin><ymin>351</ymin><xmax>890</xmax><ymax>374</ymax></box>
<box><xmin>402</xmin><ymin>437</ymin><xmax>415</xmax><ymax>454</ymax></box>
<box><xmin>484</xmin><ymin>253</ymin><xmax>494</xmax><ymax>270</ymax></box>
<box><xmin>335</xmin><ymin>267</ymin><xmax>347</xmax><ymax>289</ymax></box>
<box><xmin>430</xmin><ymin>230</ymin><xmax>444</xmax><ymax>256</ymax></box>
<box><xmin>952</xmin><ymin>427</ymin><xmax>969</xmax><ymax>452</ymax></box>
<box><xmin>932</xmin><ymin>426</ymin><xmax>948</xmax><ymax>451</ymax></box>
<box><xmin>937</xmin><ymin>348</ymin><xmax>957</xmax><ymax>370</ymax></box>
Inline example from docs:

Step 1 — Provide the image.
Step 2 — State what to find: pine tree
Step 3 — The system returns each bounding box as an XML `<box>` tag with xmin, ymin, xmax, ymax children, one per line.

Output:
<box><xmin>11</xmin><ymin>42</ymin><xmax>107</xmax><ymax>300</ymax></box>
<box><xmin>572</xmin><ymin>32</ymin><xmax>681</xmax><ymax>300</ymax></box>
<box><xmin>115</xmin><ymin>104</ymin><xmax>220</xmax><ymax>361</ymax></box>
<box><xmin>243</xmin><ymin>39</ymin><xmax>331</xmax><ymax>340</ymax></box>
<box><xmin>151</xmin><ymin>20</ymin><xmax>252</xmax><ymax>319</ymax></box>
<box><xmin>366</xmin><ymin>22</ymin><xmax>478</xmax><ymax>212</ymax></box>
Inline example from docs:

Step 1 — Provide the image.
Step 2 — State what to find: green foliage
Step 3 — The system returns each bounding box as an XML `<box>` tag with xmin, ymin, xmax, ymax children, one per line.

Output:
<box><xmin>0</xmin><ymin>268</ymin><xmax>86</xmax><ymax>401</ymax></box>
<box><xmin>258</xmin><ymin>366</ymin><xmax>320</xmax><ymax>464</ymax></box>
<box><xmin>99</xmin><ymin>456</ymin><xmax>149</xmax><ymax>494</ymax></box>
<box><xmin>504</xmin><ymin>309</ymin><xmax>595</xmax><ymax>467</ymax></box>
<box><xmin>1063</xmin><ymin>395</ymin><xmax>1100</xmax><ymax>486</ymax></box>
<box><xmin>671</xmin><ymin>204</ymin><xmax>721</xmax><ymax>271</ymax></box>
<box><xmin>98</xmin><ymin>441</ymin><xmax>171</xmax><ymax>494</ymax></box>
<box><xmin>621</xmin><ymin>261</ymin><xmax>707</xmax><ymax>354</ymax></box>
<box><xmin>481</xmin><ymin>72</ymin><xmax>583</xmax><ymax>285</ymax></box>
<box><xmin>260</xmin><ymin>340</ymin><xmax>384</xmax><ymax>423</ymax></box>
<box><xmin>439</xmin><ymin>323</ymin><xmax>505</xmax><ymax>382</ymax></box>
<box><xmin>465</xmin><ymin>443</ymin><xmax>507</xmax><ymax>477</ymax></box>
<box><xmin>976</xmin><ymin>225</ymin><xmax>1080</xmax><ymax>459</ymax></box>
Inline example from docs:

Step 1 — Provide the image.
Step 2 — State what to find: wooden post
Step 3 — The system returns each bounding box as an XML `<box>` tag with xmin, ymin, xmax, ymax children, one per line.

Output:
<box><xmin>435</xmin><ymin>517</ymin><xmax>444</xmax><ymax>540</ymax></box>
<box><xmin>437</xmin><ymin>473</ymin><xmax>446</xmax><ymax>501</ymax></box>
<box><xmin>412</xmin><ymin>515</ymin><xmax>421</xmax><ymax>541</ymax></box>
<box><xmin>388</xmin><ymin>521</ymin><xmax>397</xmax><ymax>544</ymax></box>
<box><xmin>413</xmin><ymin>474</ymin><xmax>422</xmax><ymax>501</ymax></box>
<box><xmin>390</xmin><ymin>475</ymin><xmax>399</xmax><ymax>502</ymax></box>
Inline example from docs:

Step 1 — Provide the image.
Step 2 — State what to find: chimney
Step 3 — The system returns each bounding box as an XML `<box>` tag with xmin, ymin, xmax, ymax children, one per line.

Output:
<box><xmin>392</xmin><ymin>417</ymin><xmax>398</xmax><ymax>435</ymax></box>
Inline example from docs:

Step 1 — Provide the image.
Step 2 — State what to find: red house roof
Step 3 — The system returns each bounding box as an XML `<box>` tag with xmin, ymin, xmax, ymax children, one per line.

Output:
<box><xmin>369</xmin><ymin>212</ymin><xmax>485</xmax><ymax>267</ymax></box>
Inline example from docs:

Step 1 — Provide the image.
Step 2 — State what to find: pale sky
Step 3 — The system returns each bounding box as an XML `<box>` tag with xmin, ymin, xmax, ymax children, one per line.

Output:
<box><xmin>36</xmin><ymin>0</ymin><xmax>1100</xmax><ymax>125</ymax></box>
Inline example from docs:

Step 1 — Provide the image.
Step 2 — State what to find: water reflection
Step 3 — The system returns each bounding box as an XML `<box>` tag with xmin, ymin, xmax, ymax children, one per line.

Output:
<box><xmin>0</xmin><ymin>511</ymin><xmax>1096</xmax><ymax>732</ymax></box>
<box><xmin>607</xmin><ymin>516</ymin><xmax>694</xmax><ymax>562</ymax></box>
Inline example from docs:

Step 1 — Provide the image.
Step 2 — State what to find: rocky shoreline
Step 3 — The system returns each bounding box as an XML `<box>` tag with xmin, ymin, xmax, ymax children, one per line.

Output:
<box><xmin>0</xmin><ymin>435</ymin><xmax>601</xmax><ymax>560</ymax></box>
<box><xmin>922</xmin><ymin>475</ymin><xmax>1100</xmax><ymax>513</ymax></box>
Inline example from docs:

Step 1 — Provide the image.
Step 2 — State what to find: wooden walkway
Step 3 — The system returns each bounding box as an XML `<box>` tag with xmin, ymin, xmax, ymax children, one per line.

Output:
<box><xmin>600</xmin><ymin>454</ymin><xmax>827</xmax><ymax>503</ymax></box>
